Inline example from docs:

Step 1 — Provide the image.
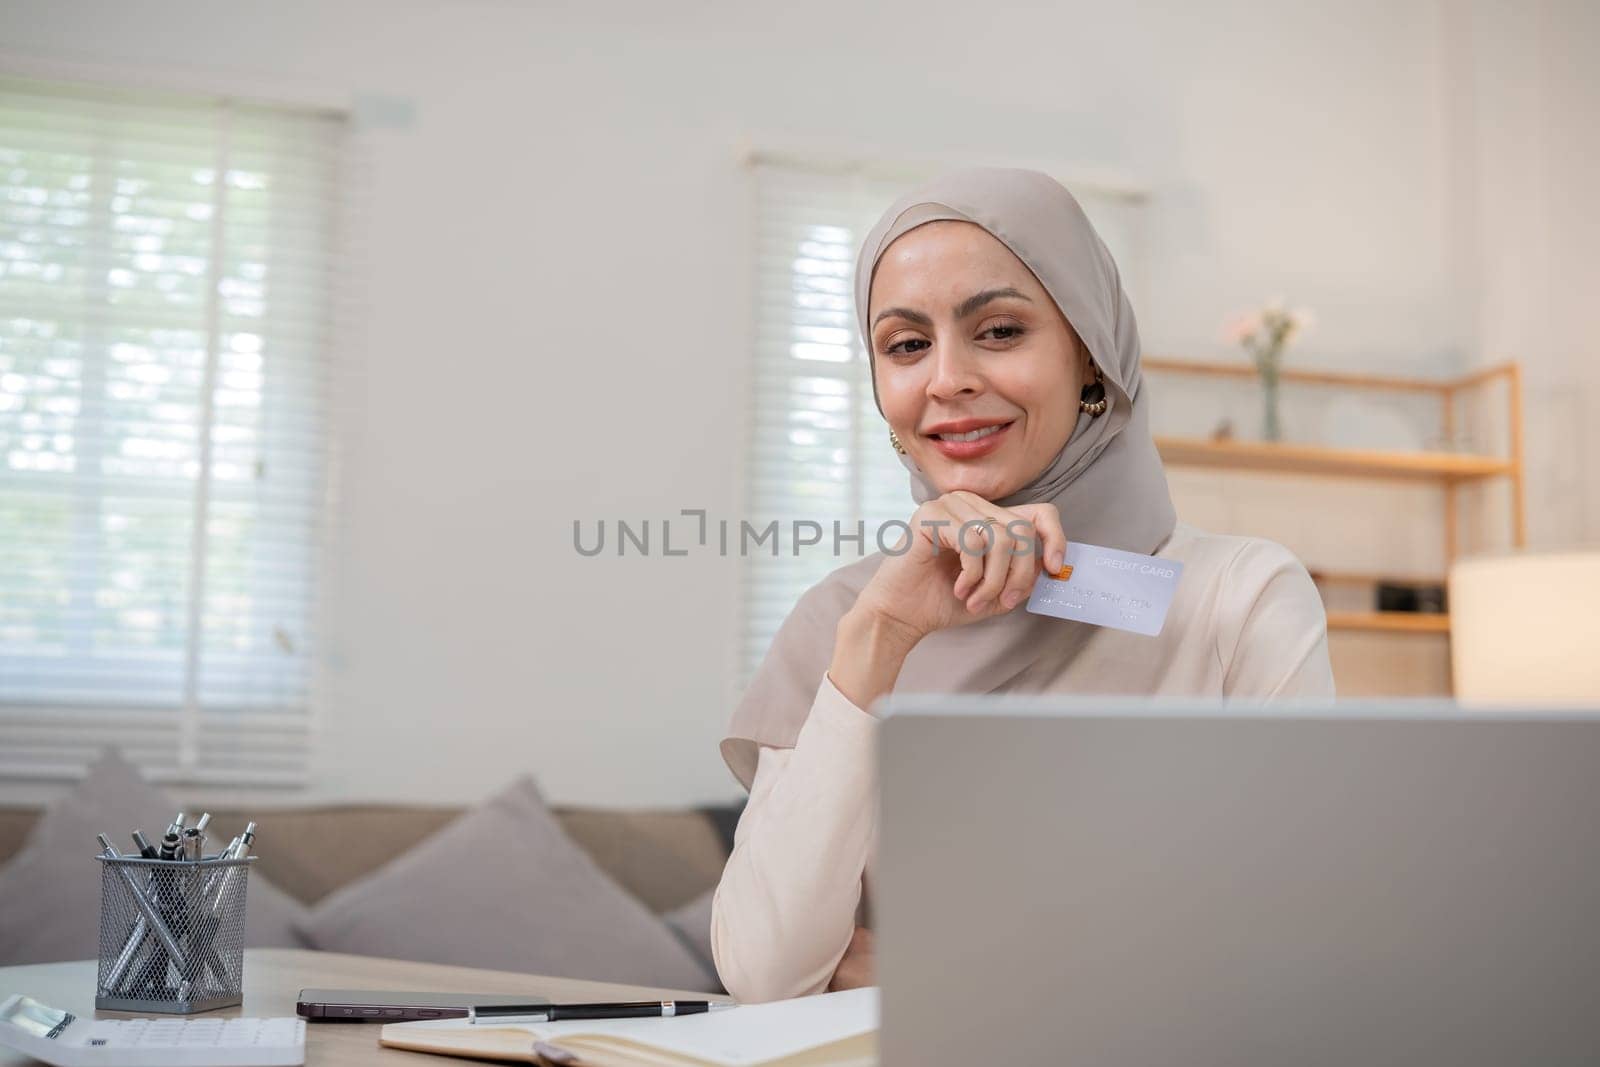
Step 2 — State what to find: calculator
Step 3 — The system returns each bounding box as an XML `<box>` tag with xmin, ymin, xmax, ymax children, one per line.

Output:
<box><xmin>0</xmin><ymin>995</ymin><xmax>305</xmax><ymax>1066</ymax></box>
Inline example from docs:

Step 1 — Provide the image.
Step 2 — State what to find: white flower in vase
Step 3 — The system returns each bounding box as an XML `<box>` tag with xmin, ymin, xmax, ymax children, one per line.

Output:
<box><xmin>1223</xmin><ymin>302</ymin><xmax>1314</xmax><ymax>442</ymax></box>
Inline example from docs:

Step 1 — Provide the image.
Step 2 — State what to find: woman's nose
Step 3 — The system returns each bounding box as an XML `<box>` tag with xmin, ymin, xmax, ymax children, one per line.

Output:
<box><xmin>925</xmin><ymin>339</ymin><xmax>983</xmax><ymax>400</ymax></box>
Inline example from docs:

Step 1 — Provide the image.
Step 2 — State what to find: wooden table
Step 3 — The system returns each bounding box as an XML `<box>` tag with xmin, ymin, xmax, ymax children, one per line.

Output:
<box><xmin>0</xmin><ymin>948</ymin><xmax>732</xmax><ymax>1065</ymax></box>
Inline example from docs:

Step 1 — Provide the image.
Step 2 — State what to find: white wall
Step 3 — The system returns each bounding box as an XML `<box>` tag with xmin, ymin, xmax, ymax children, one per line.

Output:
<box><xmin>1444</xmin><ymin>0</ymin><xmax>1600</xmax><ymax>547</ymax></box>
<box><xmin>2</xmin><ymin>0</ymin><xmax>1594</xmax><ymax>809</ymax></box>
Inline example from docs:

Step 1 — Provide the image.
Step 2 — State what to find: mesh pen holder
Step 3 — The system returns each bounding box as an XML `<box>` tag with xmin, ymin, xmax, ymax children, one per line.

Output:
<box><xmin>95</xmin><ymin>854</ymin><xmax>252</xmax><ymax>1014</ymax></box>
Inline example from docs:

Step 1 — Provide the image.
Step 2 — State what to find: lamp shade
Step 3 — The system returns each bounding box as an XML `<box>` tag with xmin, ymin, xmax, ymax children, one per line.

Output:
<box><xmin>1448</xmin><ymin>551</ymin><xmax>1600</xmax><ymax>702</ymax></box>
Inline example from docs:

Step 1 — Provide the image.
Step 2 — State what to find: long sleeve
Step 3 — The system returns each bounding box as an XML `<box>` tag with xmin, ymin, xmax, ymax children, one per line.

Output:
<box><xmin>710</xmin><ymin>672</ymin><xmax>878</xmax><ymax>1003</ymax></box>
<box><xmin>1216</xmin><ymin>538</ymin><xmax>1337</xmax><ymax>699</ymax></box>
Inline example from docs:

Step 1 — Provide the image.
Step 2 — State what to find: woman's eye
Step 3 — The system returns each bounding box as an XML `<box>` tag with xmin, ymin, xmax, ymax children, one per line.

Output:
<box><xmin>884</xmin><ymin>338</ymin><xmax>929</xmax><ymax>357</ymax></box>
<box><xmin>983</xmin><ymin>325</ymin><xmax>1024</xmax><ymax>341</ymax></box>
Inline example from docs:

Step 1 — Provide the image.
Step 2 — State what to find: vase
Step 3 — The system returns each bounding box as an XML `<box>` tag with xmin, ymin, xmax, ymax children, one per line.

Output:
<box><xmin>1258</xmin><ymin>363</ymin><xmax>1283</xmax><ymax>443</ymax></box>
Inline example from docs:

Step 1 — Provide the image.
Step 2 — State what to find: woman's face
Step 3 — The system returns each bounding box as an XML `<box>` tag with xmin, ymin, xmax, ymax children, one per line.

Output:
<box><xmin>868</xmin><ymin>220</ymin><xmax>1091</xmax><ymax>501</ymax></box>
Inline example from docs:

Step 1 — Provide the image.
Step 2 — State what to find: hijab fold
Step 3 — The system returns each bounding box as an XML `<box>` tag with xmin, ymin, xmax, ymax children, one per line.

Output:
<box><xmin>722</xmin><ymin>167</ymin><xmax>1177</xmax><ymax>789</ymax></box>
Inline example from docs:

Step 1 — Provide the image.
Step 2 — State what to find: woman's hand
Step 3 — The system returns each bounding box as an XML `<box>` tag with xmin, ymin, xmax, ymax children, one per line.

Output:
<box><xmin>827</xmin><ymin>926</ymin><xmax>876</xmax><ymax>992</ymax></box>
<box><xmin>827</xmin><ymin>492</ymin><xmax>1065</xmax><ymax>711</ymax></box>
<box><xmin>855</xmin><ymin>492</ymin><xmax>1067</xmax><ymax>640</ymax></box>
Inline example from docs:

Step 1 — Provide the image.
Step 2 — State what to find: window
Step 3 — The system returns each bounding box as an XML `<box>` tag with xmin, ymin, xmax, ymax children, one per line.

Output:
<box><xmin>741</xmin><ymin>158</ymin><xmax>1144</xmax><ymax>683</ymax></box>
<box><xmin>0</xmin><ymin>76</ymin><xmax>343</xmax><ymax>785</ymax></box>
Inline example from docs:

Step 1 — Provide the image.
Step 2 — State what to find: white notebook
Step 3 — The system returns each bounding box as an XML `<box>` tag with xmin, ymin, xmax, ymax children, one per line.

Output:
<box><xmin>378</xmin><ymin>987</ymin><xmax>878</xmax><ymax>1067</ymax></box>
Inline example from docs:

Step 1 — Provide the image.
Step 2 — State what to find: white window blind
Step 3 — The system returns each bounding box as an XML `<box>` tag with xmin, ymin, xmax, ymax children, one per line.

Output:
<box><xmin>741</xmin><ymin>159</ymin><xmax>1144</xmax><ymax>683</ymax></box>
<box><xmin>0</xmin><ymin>76</ymin><xmax>343</xmax><ymax>785</ymax></box>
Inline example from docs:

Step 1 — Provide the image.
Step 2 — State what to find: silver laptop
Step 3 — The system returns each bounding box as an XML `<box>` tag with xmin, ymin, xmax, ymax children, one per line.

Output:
<box><xmin>874</xmin><ymin>697</ymin><xmax>1600</xmax><ymax>1067</ymax></box>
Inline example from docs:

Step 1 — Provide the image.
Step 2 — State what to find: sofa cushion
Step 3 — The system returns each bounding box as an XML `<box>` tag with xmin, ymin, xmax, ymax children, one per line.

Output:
<box><xmin>203</xmin><ymin>805</ymin><xmax>463</xmax><ymax>907</ymax></box>
<box><xmin>0</xmin><ymin>750</ymin><xmax>307</xmax><ymax>965</ymax></box>
<box><xmin>663</xmin><ymin>888</ymin><xmax>719</xmax><ymax>991</ymax></box>
<box><xmin>555</xmin><ymin>809</ymin><xmax>730</xmax><ymax>914</ymax></box>
<box><xmin>294</xmin><ymin>775</ymin><xmax>716</xmax><ymax>992</ymax></box>
<box><xmin>0</xmin><ymin>808</ymin><xmax>41</xmax><ymax>869</ymax></box>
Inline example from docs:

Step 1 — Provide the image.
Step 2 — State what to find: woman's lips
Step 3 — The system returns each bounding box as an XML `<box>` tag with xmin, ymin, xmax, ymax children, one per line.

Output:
<box><xmin>925</xmin><ymin>420</ymin><xmax>1015</xmax><ymax>460</ymax></box>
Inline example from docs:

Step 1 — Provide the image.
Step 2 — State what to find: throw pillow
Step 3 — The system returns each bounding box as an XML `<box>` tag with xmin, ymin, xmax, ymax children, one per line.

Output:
<box><xmin>295</xmin><ymin>775</ymin><xmax>715</xmax><ymax>992</ymax></box>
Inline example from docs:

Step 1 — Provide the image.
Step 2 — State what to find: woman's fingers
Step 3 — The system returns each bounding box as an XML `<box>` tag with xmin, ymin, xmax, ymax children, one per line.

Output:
<box><xmin>939</xmin><ymin>494</ymin><xmax>1000</xmax><ymax>610</ymax></box>
<box><xmin>1012</xmin><ymin>502</ymin><xmax>1067</xmax><ymax>575</ymax></box>
<box><xmin>943</xmin><ymin>493</ymin><xmax>1026</xmax><ymax>614</ymax></box>
<box><xmin>916</xmin><ymin>495</ymin><xmax>1065</xmax><ymax>621</ymax></box>
<box><xmin>918</xmin><ymin>501</ymin><xmax>985</xmax><ymax>600</ymax></box>
<box><xmin>950</xmin><ymin>522</ymin><xmax>987</xmax><ymax>603</ymax></box>
<box><xmin>999</xmin><ymin>517</ymin><xmax>1041</xmax><ymax>609</ymax></box>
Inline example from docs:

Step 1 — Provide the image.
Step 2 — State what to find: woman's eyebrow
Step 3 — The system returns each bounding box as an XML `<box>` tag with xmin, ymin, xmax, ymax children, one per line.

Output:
<box><xmin>872</xmin><ymin>287</ymin><xmax>1033</xmax><ymax>329</ymax></box>
<box><xmin>954</xmin><ymin>286</ymin><xmax>1032</xmax><ymax>319</ymax></box>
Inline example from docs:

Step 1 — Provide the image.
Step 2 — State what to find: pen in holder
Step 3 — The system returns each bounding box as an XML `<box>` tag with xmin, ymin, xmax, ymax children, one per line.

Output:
<box><xmin>94</xmin><ymin>827</ymin><xmax>254</xmax><ymax>1014</ymax></box>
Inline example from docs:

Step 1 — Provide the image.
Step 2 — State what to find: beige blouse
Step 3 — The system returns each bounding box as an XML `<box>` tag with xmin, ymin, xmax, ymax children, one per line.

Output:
<box><xmin>710</xmin><ymin>523</ymin><xmax>1336</xmax><ymax>1003</ymax></box>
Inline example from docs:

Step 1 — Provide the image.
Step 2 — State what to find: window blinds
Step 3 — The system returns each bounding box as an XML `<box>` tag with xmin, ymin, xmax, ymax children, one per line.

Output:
<box><xmin>741</xmin><ymin>164</ymin><xmax>917</xmax><ymax>685</ymax></box>
<box><xmin>0</xmin><ymin>76</ymin><xmax>344</xmax><ymax>785</ymax></box>
<box><xmin>741</xmin><ymin>158</ymin><xmax>1144</xmax><ymax>684</ymax></box>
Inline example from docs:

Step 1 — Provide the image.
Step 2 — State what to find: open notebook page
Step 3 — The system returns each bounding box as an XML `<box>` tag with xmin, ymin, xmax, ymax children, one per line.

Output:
<box><xmin>380</xmin><ymin>987</ymin><xmax>878</xmax><ymax>1067</ymax></box>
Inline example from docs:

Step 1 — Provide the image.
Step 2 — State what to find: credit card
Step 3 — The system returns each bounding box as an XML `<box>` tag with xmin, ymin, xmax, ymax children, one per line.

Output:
<box><xmin>1025</xmin><ymin>540</ymin><xmax>1183</xmax><ymax>637</ymax></box>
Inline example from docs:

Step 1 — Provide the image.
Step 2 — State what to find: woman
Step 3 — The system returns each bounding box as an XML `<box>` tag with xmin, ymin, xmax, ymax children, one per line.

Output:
<box><xmin>711</xmin><ymin>168</ymin><xmax>1334</xmax><ymax>1004</ymax></box>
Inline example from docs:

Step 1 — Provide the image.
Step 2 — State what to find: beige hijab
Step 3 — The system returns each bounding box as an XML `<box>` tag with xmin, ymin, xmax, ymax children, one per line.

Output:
<box><xmin>721</xmin><ymin>167</ymin><xmax>1177</xmax><ymax>790</ymax></box>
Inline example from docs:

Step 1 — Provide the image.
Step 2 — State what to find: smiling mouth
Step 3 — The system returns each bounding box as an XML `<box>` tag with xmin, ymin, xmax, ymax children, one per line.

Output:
<box><xmin>929</xmin><ymin>422</ymin><xmax>1013</xmax><ymax>443</ymax></box>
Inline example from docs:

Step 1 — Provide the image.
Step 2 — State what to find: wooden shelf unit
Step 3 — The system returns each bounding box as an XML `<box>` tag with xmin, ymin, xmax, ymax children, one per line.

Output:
<box><xmin>1152</xmin><ymin>437</ymin><xmax>1515</xmax><ymax>483</ymax></box>
<box><xmin>1326</xmin><ymin>611</ymin><xmax>1451</xmax><ymax>635</ymax></box>
<box><xmin>1143</xmin><ymin>358</ymin><xmax>1527</xmax><ymax>637</ymax></box>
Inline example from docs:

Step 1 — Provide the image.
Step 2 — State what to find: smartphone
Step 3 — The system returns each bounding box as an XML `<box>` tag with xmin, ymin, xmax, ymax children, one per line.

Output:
<box><xmin>295</xmin><ymin>988</ymin><xmax>550</xmax><ymax>1022</ymax></box>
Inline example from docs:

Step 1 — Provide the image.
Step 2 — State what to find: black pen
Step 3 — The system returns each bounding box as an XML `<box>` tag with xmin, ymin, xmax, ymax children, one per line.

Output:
<box><xmin>468</xmin><ymin>1000</ymin><xmax>720</xmax><ymax>1024</ymax></box>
